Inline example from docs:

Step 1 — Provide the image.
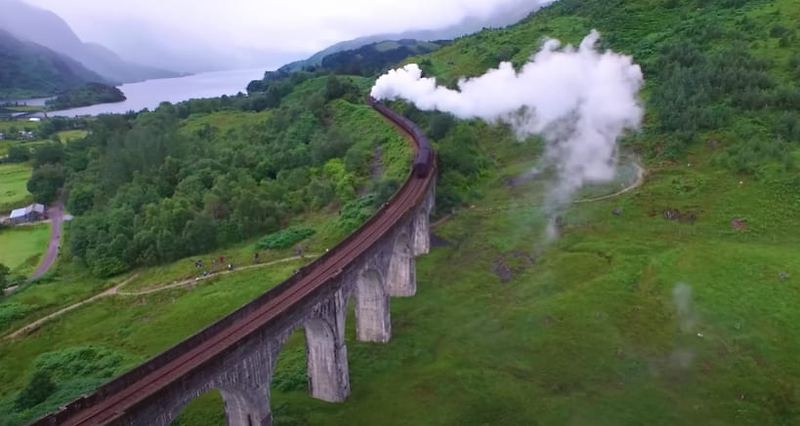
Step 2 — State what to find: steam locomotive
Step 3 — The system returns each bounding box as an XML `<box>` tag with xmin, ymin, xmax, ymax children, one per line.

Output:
<box><xmin>368</xmin><ymin>96</ymin><xmax>434</xmax><ymax>178</ymax></box>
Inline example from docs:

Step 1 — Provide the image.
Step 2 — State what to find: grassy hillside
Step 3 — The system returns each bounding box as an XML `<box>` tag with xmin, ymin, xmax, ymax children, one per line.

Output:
<box><xmin>0</xmin><ymin>225</ymin><xmax>49</xmax><ymax>275</ymax></box>
<box><xmin>0</xmin><ymin>163</ymin><xmax>33</xmax><ymax>211</ymax></box>
<box><xmin>2</xmin><ymin>0</ymin><xmax>800</xmax><ymax>425</ymax></box>
<box><xmin>261</xmin><ymin>0</ymin><xmax>800</xmax><ymax>425</ymax></box>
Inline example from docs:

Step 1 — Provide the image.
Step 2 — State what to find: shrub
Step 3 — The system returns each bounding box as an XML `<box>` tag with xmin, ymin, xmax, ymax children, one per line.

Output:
<box><xmin>0</xmin><ymin>302</ymin><xmax>32</xmax><ymax>328</ymax></box>
<box><xmin>336</xmin><ymin>194</ymin><xmax>377</xmax><ymax>233</ymax></box>
<box><xmin>256</xmin><ymin>227</ymin><xmax>316</xmax><ymax>250</ymax></box>
<box><xmin>14</xmin><ymin>371</ymin><xmax>56</xmax><ymax>410</ymax></box>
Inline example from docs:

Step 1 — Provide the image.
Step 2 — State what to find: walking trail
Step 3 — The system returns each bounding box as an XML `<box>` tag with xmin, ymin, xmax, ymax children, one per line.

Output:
<box><xmin>4</xmin><ymin>255</ymin><xmax>315</xmax><ymax>340</ymax></box>
<box><xmin>5</xmin><ymin>164</ymin><xmax>647</xmax><ymax>339</ymax></box>
<box><xmin>432</xmin><ymin>162</ymin><xmax>646</xmax><ymax>228</ymax></box>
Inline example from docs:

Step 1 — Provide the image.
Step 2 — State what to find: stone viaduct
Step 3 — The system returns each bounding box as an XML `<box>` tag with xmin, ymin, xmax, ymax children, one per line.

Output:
<box><xmin>35</xmin><ymin>102</ymin><xmax>436</xmax><ymax>426</ymax></box>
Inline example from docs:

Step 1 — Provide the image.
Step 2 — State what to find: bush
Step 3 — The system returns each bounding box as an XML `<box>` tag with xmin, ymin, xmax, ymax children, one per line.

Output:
<box><xmin>14</xmin><ymin>371</ymin><xmax>56</xmax><ymax>410</ymax></box>
<box><xmin>337</xmin><ymin>194</ymin><xmax>377</xmax><ymax>233</ymax></box>
<box><xmin>6</xmin><ymin>145</ymin><xmax>30</xmax><ymax>163</ymax></box>
<box><xmin>0</xmin><ymin>263</ymin><xmax>9</xmax><ymax>290</ymax></box>
<box><xmin>27</xmin><ymin>163</ymin><xmax>64</xmax><ymax>204</ymax></box>
<box><xmin>0</xmin><ymin>302</ymin><xmax>32</xmax><ymax>328</ymax></box>
<box><xmin>256</xmin><ymin>227</ymin><xmax>316</xmax><ymax>250</ymax></box>
<box><xmin>34</xmin><ymin>346</ymin><xmax>124</xmax><ymax>381</ymax></box>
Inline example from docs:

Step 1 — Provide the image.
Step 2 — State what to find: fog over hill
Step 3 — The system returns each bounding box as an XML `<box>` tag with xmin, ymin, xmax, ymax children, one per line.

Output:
<box><xmin>0</xmin><ymin>28</ymin><xmax>107</xmax><ymax>98</ymax></box>
<box><xmin>282</xmin><ymin>0</ymin><xmax>555</xmax><ymax>72</ymax></box>
<box><xmin>22</xmin><ymin>0</ymin><xmax>556</xmax><ymax>73</ymax></box>
<box><xmin>0</xmin><ymin>0</ymin><xmax>178</xmax><ymax>83</ymax></box>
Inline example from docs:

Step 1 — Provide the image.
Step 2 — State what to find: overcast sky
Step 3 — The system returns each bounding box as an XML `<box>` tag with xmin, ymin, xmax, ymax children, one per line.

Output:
<box><xmin>24</xmin><ymin>0</ymin><xmax>549</xmax><ymax>71</ymax></box>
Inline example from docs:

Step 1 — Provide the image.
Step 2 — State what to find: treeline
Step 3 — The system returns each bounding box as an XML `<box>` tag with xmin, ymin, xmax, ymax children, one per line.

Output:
<box><xmin>64</xmin><ymin>75</ymin><xmax>401</xmax><ymax>277</ymax></box>
<box><xmin>319</xmin><ymin>40</ymin><xmax>444</xmax><ymax>76</ymax></box>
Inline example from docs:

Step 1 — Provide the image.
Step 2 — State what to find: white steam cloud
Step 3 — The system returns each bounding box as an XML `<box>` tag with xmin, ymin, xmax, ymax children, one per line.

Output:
<box><xmin>371</xmin><ymin>30</ymin><xmax>644</xmax><ymax>239</ymax></box>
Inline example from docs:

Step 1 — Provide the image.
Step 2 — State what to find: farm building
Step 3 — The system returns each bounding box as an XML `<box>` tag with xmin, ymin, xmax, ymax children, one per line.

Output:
<box><xmin>7</xmin><ymin>203</ymin><xmax>46</xmax><ymax>224</ymax></box>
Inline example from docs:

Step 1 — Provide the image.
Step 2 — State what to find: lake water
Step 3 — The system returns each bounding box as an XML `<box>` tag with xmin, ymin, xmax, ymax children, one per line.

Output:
<box><xmin>47</xmin><ymin>68</ymin><xmax>266</xmax><ymax>117</ymax></box>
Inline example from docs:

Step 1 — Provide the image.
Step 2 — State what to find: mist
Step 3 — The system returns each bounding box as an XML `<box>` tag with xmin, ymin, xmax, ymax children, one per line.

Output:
<box><xmin>371</xmin><ymin>30</ymin><xmax>644</xmax><ymax>238</ymax></box>
<box><xmin>22</xmin><ymin>0</ymin><xmax>555</xmax><ymax>73</ymax></box>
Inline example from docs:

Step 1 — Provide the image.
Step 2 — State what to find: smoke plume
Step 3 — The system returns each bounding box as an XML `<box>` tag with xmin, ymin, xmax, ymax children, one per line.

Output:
<box><xmin>371</xmin><ymin>30</ymin><xmax>644</xmax><ymax>238</ymax></box>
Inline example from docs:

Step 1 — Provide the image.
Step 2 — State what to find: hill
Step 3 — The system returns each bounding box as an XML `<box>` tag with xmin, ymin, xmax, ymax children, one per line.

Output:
<box><xmin>0</xmin><ymin>0</ymin><xmax>178</xmax><ymax>84</ymax></box>
<box><xmin>319</xmin><ymin>39</ymin><xmax>445</xmax><ymax>76</ymax></box>
<box><xmin>0</xmin><ymin>29</ymin><xmax>106</xmax><ymax>99</ymax></box>
<box><xmin>44</xmin><ymin>82</ymin><xmax>126</xmax><ymax>110</ymax></box>
<box><xmin>279</xmin><ymin>0</ymin><xmax>553</xmax><ymax>72</ymax></box>
<box><xmin>2</xmin><ymin>0</ymin><xmax>800</xmax><ymax>425</ymax></box>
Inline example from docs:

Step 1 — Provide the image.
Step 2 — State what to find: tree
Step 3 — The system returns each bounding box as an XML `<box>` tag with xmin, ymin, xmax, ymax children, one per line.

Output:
<box><xmin>14</xmin><ymin>370</ymin><xmax>57</xmax><ymax>410</ymax></box>
<box><xmin>66</xmin><ymin>183</ymin><xmax>95</xmax><ymax>215</ymax></box>
<box><xmin>6</xmin><ymin>145</ymin><xmax>30</xmax><ymax>163</ymax></box>
<box><xmin>27</xmin><ymin>163</ymin><xmax>65</xmax><ymax>203</ymax></box>
<box><xmin>33</xmin><ymin>142</ymin><xmax>65</xmax><ymax>167</ymax></box>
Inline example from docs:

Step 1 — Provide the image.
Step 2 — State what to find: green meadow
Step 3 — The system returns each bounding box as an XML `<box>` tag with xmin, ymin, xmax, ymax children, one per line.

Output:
<box><xmin>0</xmin><ymin>163</ymin><xmax>33</xmax><ymax>212</ymax></box>
<box><xmin>0</xmin><ymin>225</ymin><xmax>49</xmax><ymax>275</ymax></box>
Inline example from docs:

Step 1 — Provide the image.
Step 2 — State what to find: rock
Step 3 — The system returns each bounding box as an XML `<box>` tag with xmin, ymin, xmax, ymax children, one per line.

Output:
<box><xmin>779</xmin><ymin>272</ymin><xmax>790</xmax><ymax>281</ymax></box>
<box><xmin>612</xmin><ymin>207</ymin><xmax>623</xmax><ymax>216</ymax></box>
<box><xmin>492</xmin><ymin>258</ymin><xmax>513</xmax><ymax>284</ymax></box>
<box><xmin>663</xmin><ymin>208</ymin><xmax>681</xmax><ymax>221</ymax></box>
<box><xmin>663</xmin><ymin>208</ymin><xmax>698</xmax><ymax>224</ymax></box>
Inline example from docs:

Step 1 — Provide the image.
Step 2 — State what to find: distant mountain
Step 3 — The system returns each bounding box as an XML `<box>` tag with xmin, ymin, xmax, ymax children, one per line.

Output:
<box><xmin>279</xmin><ymin>0</ymin><xmax>553</xmax><ymax>72</ymax></box>
<box><xmin>0</xmin><ymin>29</ymin><xmax>106</xmax><ymax>99</ymax></box>
<box><xmin>0</xmin><ymin>0</ymin><xmax>178</xmax><ymax>83</ymax></box>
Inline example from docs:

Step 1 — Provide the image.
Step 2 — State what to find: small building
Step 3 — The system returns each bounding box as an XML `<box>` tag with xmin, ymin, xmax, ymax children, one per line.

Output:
<box><xmin>8</xmin><ymin>203</ymin><xmax>46</xmax><ymax>224</ymax></box>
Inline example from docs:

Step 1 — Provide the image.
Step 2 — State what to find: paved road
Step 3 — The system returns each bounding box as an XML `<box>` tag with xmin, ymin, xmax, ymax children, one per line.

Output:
<box><xmin>30</xmin><ymin>199</ymin><xmax>64</xmax><ymax>280</ymax></box>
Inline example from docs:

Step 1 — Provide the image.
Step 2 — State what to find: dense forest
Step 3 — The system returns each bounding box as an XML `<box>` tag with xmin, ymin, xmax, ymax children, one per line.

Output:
<box><xmin>319</xmin><ymin>39</ymin><xmax>445</xmax><ymax>76</ymax></box>
<box><xmin>45</xmin><ymin>83</ymin><xmax>125</xmax><ymax>110</ymax></box>
<box><xmin>62</xmin><ymin>75</ymin><xmax>415</xmax><ymax>277</ymax></box>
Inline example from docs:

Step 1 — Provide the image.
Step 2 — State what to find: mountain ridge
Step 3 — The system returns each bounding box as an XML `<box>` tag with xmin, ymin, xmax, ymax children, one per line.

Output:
<box><xmin>0</xmin><ymin>0</ymin><xmax>179</xmax><ymax>84</ymax></box>
<box><xmin>0</xmin><ymin>28</ymin><xmax>107</xmax><ymax>99</ymax></box>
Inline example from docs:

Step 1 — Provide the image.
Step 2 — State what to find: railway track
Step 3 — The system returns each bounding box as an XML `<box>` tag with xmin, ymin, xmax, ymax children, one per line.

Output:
<box><xmin>38</xmin><ymin>100</ymin><xmax>435</xmax><ymax>426</ymax></box>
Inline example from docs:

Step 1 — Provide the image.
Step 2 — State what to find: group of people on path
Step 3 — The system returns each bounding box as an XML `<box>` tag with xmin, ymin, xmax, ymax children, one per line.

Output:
<box><xmin>190</xmin><ymin>246</ymin><xmax>305</xmax><ymax>280</ymax></box>
<box><xmin>192</xmin><ymin>254</ymin><xmax>248</xmax><ymax>279</ymax></box>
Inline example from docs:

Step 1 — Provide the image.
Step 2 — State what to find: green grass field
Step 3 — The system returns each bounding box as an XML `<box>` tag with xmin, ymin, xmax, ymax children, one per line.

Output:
<box><xmin>55</xmin><ymin>130</ymin><xmax>87</xmax><ymax>143</ymax></box>
<box><xmin>0</xmin><ymin>163</ymin><xmax>32</xmax><ymax>211</ymax></box>
<box><xmin>0</xmin><ymin>225</ymin><xmax>49</xmax><ymax>274</ymax></box>
<box><xmin>0</xmin><ymin>261</ymin><xmax>304</xmax><ymax>424</ymax></box>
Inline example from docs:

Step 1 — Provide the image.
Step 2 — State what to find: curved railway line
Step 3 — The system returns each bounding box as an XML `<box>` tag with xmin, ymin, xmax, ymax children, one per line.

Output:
<box><xmin>35</xmin><ymin>99</ymin><xmax>436</xmax><ymax>426</ymax></box>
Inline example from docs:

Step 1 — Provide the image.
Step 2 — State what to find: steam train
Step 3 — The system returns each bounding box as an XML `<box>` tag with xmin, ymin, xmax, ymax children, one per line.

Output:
<box><xmin>368</xmin><ymin>96</ymin><xmax>434</xmax><ymax>178</ymax></box>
